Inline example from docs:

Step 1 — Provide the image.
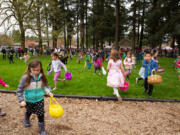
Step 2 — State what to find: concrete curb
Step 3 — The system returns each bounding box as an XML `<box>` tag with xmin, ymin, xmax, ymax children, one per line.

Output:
<box><xmin>0</xmin><ymin>89</ymin><xmax>180</xmax><ymax>102</ymax></box>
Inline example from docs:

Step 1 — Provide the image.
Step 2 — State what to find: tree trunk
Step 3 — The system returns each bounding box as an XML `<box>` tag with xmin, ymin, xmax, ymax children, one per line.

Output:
<box><xmin>44</xmin><ymin>3</ymin><xmax>49</xmax><ymax>48</ymax></box>
<box><xmin>80</xmin><ymin>23</ymin><xmax>85</xmax><ymax>49</ymax></box>
<box><xmin>76</xmin><ymin>0</ymin><xmax>79</xmax><ymax>50</ymax></box>
<box><xmin>115</xmin><ymin>0</ymin><xmax>119</xmax><ymax>50</ymax></box>
<box><xmin>46</xmin><ymin>17</ymin><xmax>49</xmax><ymax>48</ymax></box>
<box><xmin>37</xmin><ymin>0</ymin><xmax>42</xmax><ymax>50</ymax></box>
<box><xmin>19</xmin><ymin>22</ymin><xmax>25</xmax><ymax>49</ymax></box>
<box><xmin>64</xmin><ymin>25</ymin><xmax>67</xmax><ymax>49</ymax></box>
<box><xmin>53</xmin><ymin>35</ymin><xmax>57</xmax><ymax>48</ymax></box>
<box><xmin>137</xmin><ymin>7</ymin><xmax>140</xmax><ymax>46</ymax></box>
<box><xmin>139</xmin><ymin>0</ymin><xmax>145</xmax><ymax>49</ymax></box>
<box><xmin>85</xmin><ymin>0</ymin><xmax>88</xmax><ymax>49</ymax></box>
<box><xmin>100</xmin><ymin>34</ymin><xmax>104</xmax><ymax>49</ymax></box>
<box><xmin>52</xmin><ymin>24</ymin><xmax>57</xmax><ymax>48</ymax></box>
<box><xmin>109</xmin><ymin>34</ymin><xmax>111</xmax><ymax>46</ymax></box>
<box><xmin>171</xmin><ymin>36</ymin><xmax>175</xmax><ymax>49</ymax></box>
<box><xmin>132</xmin><ymin>0</ymin><xmax>136</xmax><ymax>50</ymax></box>
<box><xmin>93</xmin><ymin>31</ymin><xmax>95</xmax><ymax>49</ymax></box>
<box><xmin>80</xmin><ymin>0</ymin><xmax>85</xmax><ymax>49</ymax></box>
<box><xmin>63</xmin><ymin>0</ymin><xmax>66</xmax><ymax>49</ymax></box>
<box><xmin>77</xmin><ymin>26</ymin><xmax>79</xmax><ymax>50</ymax></box>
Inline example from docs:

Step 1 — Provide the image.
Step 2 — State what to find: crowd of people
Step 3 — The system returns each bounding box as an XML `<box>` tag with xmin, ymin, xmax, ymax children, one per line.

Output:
<box><xmin>0</xmin><ymin>46</ymin><xmax>180</xmax><ymax>135</ymax></box>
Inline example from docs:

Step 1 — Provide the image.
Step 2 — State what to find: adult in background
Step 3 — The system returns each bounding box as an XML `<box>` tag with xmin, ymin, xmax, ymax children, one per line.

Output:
<box><xmin>1</xmin><ymin>48</ymin><xmax>6</xmax><ymax>60</ymax></box>
<box><xmin>8</xmin><ymin>48</ymin><xmax>14</xmax><ymax>64</ymax></box>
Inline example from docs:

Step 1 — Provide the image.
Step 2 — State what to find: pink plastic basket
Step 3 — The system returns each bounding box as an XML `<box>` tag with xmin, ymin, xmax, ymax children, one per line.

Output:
<box><xmin>120</xmin><ymin>82</ymin><xmax>129</xmax><ymax>91</ymax></box>
<box><xmin>64</xmin><ymin>72</ymin><xmax>72</xmax><ymax>80</ymax></box>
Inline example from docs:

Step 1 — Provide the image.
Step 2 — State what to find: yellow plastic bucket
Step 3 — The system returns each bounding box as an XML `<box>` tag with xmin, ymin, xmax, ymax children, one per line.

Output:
<box><xmin>49</xmin><ymin>97</ymin><xmax>64</xmax><ymax>118</ymax></box>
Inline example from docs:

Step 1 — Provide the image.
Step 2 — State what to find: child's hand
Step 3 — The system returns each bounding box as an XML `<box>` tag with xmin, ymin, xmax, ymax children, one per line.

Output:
<box><xmin>49</xmin><ymin>92</ymin><xmax>53</xmax><ymax>97</ymax></box>
<box><xmin>5</xmin><ymin>85</ymin><xmax>9</xmax><ymax>88</ymax></box>
<box><xmin>20</xmin><ymin>101</ymin><xmax>26</xmax><ymax>107</ymax></box>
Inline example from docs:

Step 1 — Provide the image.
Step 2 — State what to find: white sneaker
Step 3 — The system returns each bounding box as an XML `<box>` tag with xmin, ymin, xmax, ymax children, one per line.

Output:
<box><xmin>136</xmin><ymin>78</ymin><xmax>138</xmax><ymax>84</ymax></box>
<box><xmin>53</xmin><ymin>87</ymin><xmax>57</xmax><ymax>90</ymax></box>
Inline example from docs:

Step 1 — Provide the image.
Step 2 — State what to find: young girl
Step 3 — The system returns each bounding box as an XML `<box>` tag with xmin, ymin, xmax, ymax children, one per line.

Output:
<box><xmin>49</xmin><ymin>53</ymin><xmax>67</xmax><ymax>90</ymax></box>
<box><xmin>23</xmin><ymin>53</ymin><xmax>30</xmax><ymax>64</ymax></box>
<box><xmin>176</xmin><ymin>56</ymin><xmax>180</xmax><ymax>80</ymax></box>
<box><xmin>0</xmin><ymin>78</ymin><xmax>9</xmax><ymax>116</ymax></box>
<box><xmin>84</xmin><ymin>52</ymin><xmax>91</xmax><ymax>69</ymax></box>
<box><xmin>107</xmin><ymin>49</ymin><xmax>126</xmax><ymax>102</ymax></box>
<box><xmin>123</xmin><ymin>52</ymin><xmax>133</xmax><ymax>80</ymax></box>
<box><xmin>17</xmin><ymin>60</ymin><xmax>53</xmax><ymax>135</ymax></box>
<box><xmin>93</xmin><ymin>53</ymin><xmax>102</xmax><ymax>75</ymax></box>
<box><xmin>132</xmin><ymin>54</ymin><xmax>136</xmax><ymax>68</ymax></box>
<box><xmin>77</xmin><ymin>51</ymin><xmax>83</xmax><ymax>64</ymax></box>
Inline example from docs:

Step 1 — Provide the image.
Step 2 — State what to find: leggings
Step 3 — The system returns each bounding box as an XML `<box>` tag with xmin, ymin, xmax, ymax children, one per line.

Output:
<box><xmin>54</xmin><ymin>71</ymin><xmax>61</xmax><ymax>85</ymax></box>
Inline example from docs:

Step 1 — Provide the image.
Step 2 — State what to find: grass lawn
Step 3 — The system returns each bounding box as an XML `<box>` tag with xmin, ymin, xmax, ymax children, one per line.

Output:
<box><xmin>0</xmin><ymin>54</ymin><xmax>179</xmax><ymax>99</ymax></box>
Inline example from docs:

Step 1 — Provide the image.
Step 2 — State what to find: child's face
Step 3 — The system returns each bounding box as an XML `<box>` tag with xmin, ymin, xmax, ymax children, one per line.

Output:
<box><xmin>146</xmin><ymin>54</ymin><xmax>152</xmax><ymax>62</ymax></box>
<box><xmin>127</xmin><ymin>54</ymin><xmax>130</xmax><ymax>58</ymax></box>
<box><xmin>51</xmin><ymin>55</ymin><xmax>57</xmax><ymax>60</ymax></box>
<box><xmin>30</xmin><ymin>65</ymin><xmax>41</xmax><ymax>77</ymax></box>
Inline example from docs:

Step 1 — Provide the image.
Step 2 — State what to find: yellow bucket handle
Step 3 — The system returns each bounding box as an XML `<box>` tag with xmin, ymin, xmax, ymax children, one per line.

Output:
<box><xmin>50</xmin><ymin>97</ymin><xmax>60</xmax><ymax>106</ymax></box>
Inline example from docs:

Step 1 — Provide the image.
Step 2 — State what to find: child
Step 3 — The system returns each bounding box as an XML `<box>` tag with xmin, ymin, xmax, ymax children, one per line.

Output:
<box><xmin>93</xmin><ymin>54</ymin><xmax>102</xmax><ymax>75</ymax></box>
<box><xmin>132</xmin><ymin>54</ymin><xmax>136</xmax><ymax>68</ymax></box>
<box><xmin>77</xmin><ymin>51</ymin><xmax>83</xmax><ymax>64</ymax></box>
<box><xmin>176</xmin><ymin>56</ymin><xmax>180</xmax><ymax>80</ymax></box>
<box><xmin>142</xmin><ymin>52</ymin><xmax>158</xmax><ymax>98</ymax></box>
<box><xmin>49</xmin><ymin>53</ymin><xmax>67</xmax><ymax>90</ymax></box>
<box><xmin>17</xmin><ymin>60</ymin><xmax>53</xmax><ymax>135</ymax></box>
<box><xmin>23</xmin><ymin>53</ymin><xmax>30</xmax><ymax>64</ymax></box>
<box><xmin>122</xmin><ymin>52</ymin><xmax>126</xmax><ymax>60</ymax></box>
<box><xmin>123</xmin><ymin>52</ymin><xmax>133</xmax><ymax>80</ymax></box>
<box><xmin>107</xmin><ymin>49</ymin><xmax>126</xmax><ymax>102</ymax></box>
<box><xmin>0</xmin><ymin>78</ymin><xmax>9</xmax><ymax>116</ymax></box>
<box><xmin>84</xmin><ymin>52</ymin><xmax>91</xmax><ymax>69</ymax></box>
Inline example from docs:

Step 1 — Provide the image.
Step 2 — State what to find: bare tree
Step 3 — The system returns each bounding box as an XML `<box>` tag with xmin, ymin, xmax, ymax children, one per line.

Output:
<box><xmin>0</xmin><ymin>0</ymin><xmax>34</xmax><ymax>49</ymax></box>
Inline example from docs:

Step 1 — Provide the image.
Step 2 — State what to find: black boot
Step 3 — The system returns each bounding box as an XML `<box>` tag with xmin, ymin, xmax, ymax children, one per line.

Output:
<box><xmin>38</xmin><ymin>122</ymin><xmax>47</xmax><ymax>135</ymax></box>
<box><xmin>24</xmin><ymin>113</ymin><xmax>31</xmax><ymax>127</ymax></box>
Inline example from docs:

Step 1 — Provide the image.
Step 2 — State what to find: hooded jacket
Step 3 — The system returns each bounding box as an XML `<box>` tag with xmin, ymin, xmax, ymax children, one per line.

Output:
<box><xmin>17</xmin><ymin>73</ymin><xmax>51</xmax><ymax>103</ymax></box>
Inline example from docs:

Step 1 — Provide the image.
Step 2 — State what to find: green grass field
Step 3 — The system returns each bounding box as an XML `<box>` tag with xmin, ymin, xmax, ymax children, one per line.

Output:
<box><xmin>0</xmin><ymin>54</ymin><xmax>179</xmax><ymax>99</ymax></box>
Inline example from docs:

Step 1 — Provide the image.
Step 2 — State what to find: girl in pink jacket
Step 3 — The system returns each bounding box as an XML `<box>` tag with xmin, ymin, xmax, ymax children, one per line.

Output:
<box><xmin>0</xmin><ymin>78</ymin><xmax>9</xmax><ymax>116</ymax></box>
<box><xmin>123</xmin><ymin>52</ymin><xmax>133</xmax><ymax>80</ymax></box>
<box><xmin>93</xmin><ymin>54</ymin><xmax>102</xmax><ymax>75</ymax></box>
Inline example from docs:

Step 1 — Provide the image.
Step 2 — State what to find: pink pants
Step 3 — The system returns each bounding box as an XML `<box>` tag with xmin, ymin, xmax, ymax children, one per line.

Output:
<box><xmin>54</xmin><ymin>71</ymin><xmax>61</xmax><ymax>85</ymax></box>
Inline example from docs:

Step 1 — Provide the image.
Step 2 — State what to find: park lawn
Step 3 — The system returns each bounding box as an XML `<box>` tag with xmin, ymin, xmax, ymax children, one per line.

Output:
<box><xmin>0</xmin><ymin>54</ymin><xmax>179</xmax><ymax>99</ymax></box>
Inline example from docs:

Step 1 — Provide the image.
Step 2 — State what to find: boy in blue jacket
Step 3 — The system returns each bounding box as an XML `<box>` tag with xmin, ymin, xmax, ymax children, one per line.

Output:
<box><xmin>142</xmin><ymin>52</ymin><xmax>158</xmax><ymax>98</ymax></box>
